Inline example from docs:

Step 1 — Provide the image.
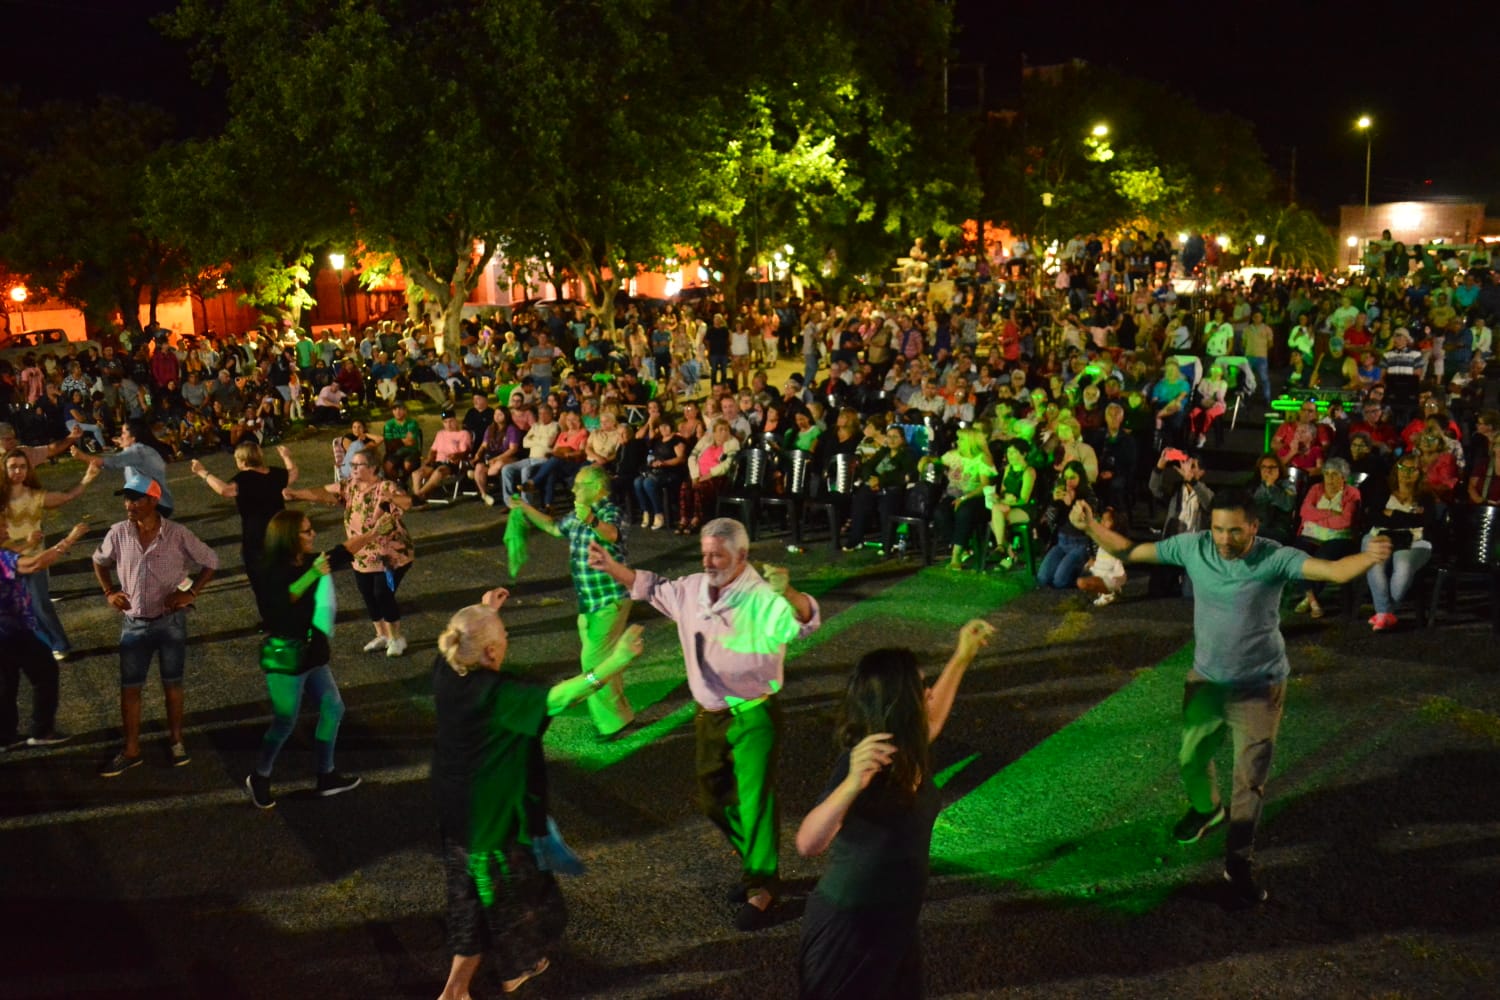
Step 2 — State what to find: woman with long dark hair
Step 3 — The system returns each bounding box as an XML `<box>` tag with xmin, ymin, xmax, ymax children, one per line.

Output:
<box><xmin>796</xmin><ymin>619</ymin><xmax>994</xmax><ymax>1000</ymax></box>
<box><xmin>243</xmin><ymin>509</ymin><xmax>379</xmax><ymax>809</ymax></box>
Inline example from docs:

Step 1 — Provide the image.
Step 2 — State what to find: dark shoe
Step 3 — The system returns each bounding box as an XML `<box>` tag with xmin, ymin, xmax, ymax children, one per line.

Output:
<box><xmin>1172</xmin><ymin>803</ymin><xmax>1227</xmax><ymax>844</ymax></box>
<box><xmin>501</xmin><ymin>957</ymin><xmax>549</xmax><ymax>993</ymax></box>
<box><xmin>168</xmin><ymin>741</ymin><xmax>191</xmax><ymax>767</ymax></box>
<box><xmin>315</xmin><ymin>771</ymin><xmax>361</xmax><ymax>797</ymax></box>
<box><xmin>26</xmin><ymin>731</ymin><xmax>71</xmax><ymax>748</ymax></box>
<box><xmin>244</xmin><ymin>773</ymin><xmax>276</xmax><ymax>810</ymax></box>
<box><xmin>1222</xmin><ymin>856</ymin><xmax>1269</xmax><ymax>906</ymax></box>
<box><xmin>734</xmin><ymin>890</ymin><xmax>776</xmax><ymax>931</ymax></box>
<box><xmin>99</xmin><ymin>751</ymin><xmax>143</xmax><ymax>777</ymax></box>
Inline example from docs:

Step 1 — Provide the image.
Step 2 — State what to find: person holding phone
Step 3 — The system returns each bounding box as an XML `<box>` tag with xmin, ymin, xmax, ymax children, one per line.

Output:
<box><xmin>1362</xmin><ymin>458</ymin><xmax>1438</xmax><ymax>631</ymax></box>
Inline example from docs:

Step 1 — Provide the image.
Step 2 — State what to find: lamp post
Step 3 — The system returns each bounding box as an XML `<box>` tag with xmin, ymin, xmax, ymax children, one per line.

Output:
<box><xmin>1356</xmin><ymin>115</ymin><xmax>1373</xmax><ymax>240</ymax></box>
<box><xmin>328</xmin><ymin>252</ymin><xmax>348</xmax><ymax>332</ymax></box>
<box><xmin>9</xmin><ymin>285</ymin><xmax>27</xmax><ymax>332</ymax></box>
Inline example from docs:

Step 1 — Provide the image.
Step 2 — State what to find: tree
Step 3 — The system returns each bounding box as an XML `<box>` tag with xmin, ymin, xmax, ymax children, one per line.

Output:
<box><xmin>0</xmin><ymin>98</ymin><xmax>188</xmax><ymax>335</ymax></box>
<box><xmin>979</xmin><ymin>63</ymin><xmax>1275</xmax><ymax>243</ymax></box>
<box><xmin>164</xmin><ymin>0</ymin><xmax>521</xmax><ymax>345</ymax></box>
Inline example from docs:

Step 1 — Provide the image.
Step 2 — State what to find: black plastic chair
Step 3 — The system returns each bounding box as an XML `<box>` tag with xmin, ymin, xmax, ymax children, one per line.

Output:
<box><xmin>884</xmin><ymin>462</ymin><xmax>943</xmax><ymax>564</ymax></box>
<box><xmin>802</xmin><ymin>453</ymin><xmax>857</xmax><ymax>552</ymax></box>
<box><xmin>761</xmin><ymin>449</ymin><xmax>814</xmax><ymax>543</ymax></box>
<box><xmin>714</xmin><ymin>448</ymin><xmax>771</xmax><ymax>539</ymax></box>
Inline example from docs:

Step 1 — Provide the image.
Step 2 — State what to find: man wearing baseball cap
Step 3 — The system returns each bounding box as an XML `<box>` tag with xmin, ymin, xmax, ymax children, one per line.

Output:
<box><xmin>91</xmin><ymin>470</ymin><xmax>218</xmax><ymax>777</ymax></box>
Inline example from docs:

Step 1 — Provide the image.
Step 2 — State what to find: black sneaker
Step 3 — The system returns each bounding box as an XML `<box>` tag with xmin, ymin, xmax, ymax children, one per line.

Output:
<box><xmin>1172</xmin><ymin>804</ymin><xmax>1227</xmax><ymax>844</ymax></box>
<box><xmin>1223</xmin><ymin>856</ymin><xmax>1269</xmax><ymax>906</ymax></box>
<box><xmin>733</xmin><ymin>890</ymin><xmax>776</xmax><ymax>932</ymax></box>
<box><xmin>26</xmin><ymin>731</ymin><xmax>71</xmax><ymax>748</ymax></box>
<box><xmin>244</xmin><ymin>773</ymin><xmax>276</xmax><ymax>810</ymax></box>
<box><xmin>315</xmin><ymin>771</ymin><xmax>361</xmax><ymax>797</ymax></box>
<box><xmin>98</xmin><ymin>751</ymin><xmax>143</xmax><ymax>777</ymax></box>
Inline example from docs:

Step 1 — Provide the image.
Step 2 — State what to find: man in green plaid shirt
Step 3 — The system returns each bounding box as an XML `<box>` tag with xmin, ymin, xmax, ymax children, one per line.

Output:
<box><xmin>511</xmin><ymin>465</ymin><xmax>636</xmax><ymax>737</ymax></box>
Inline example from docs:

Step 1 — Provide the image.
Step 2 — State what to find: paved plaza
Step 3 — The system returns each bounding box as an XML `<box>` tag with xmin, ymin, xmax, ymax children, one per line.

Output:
<box><xmin>3</xmin><ymin>425</ymin><xmax>1498</xmax><ymax>999</ymax></box>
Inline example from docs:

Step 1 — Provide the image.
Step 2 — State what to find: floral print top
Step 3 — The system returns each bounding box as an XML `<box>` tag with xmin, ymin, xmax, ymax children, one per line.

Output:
<box><xmin>339</xmin><ymin>478</ymin><xmax>414</xmax><ymax>573</ymax></box>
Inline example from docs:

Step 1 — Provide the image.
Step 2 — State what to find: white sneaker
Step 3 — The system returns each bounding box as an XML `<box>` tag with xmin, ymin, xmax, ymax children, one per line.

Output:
<box><xmin>480</xmin><ymin>492</ymin><xmax>495</xmax><ymax>507</ymax></box>
<box><xmin>362</xmin><ymin>636</ymin><xmax>388</xmax><ymax>652</ymax></box>
<box><xmin>385</xmin><ymin>636</ymin><xmax>408</xmax><ymax>657</ymax></box>
<box><xmin>652</xmin><ymin>514</ymin><xmax>665</xmax><ymax>530</ymax></box>
<box><xmin>1093</xmin><ymin>592</ymin><xmax>1117</xmax><ymax>607</ymax></box>
<box><xmin>641</xmin><ymin>512</ymin><xmax>651</xmax><ymax>527</ymax></box>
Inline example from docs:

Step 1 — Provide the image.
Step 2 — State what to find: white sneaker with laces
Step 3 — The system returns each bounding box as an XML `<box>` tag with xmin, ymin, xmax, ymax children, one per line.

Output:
<box><xmin>362</xmin><ymin>636</ymin><xmax>388</xmax><ymax>652</ymax></box>
<box><xmin>385</xmin><ymin>636</ymin><xmax>408</xmax><ymax>657</ymax></box>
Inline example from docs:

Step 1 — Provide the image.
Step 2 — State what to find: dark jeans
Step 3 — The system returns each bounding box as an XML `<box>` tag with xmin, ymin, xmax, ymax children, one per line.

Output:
<box><xmin>845</xmin><ymin>485</ymin><xmax>905</xmax><ymax>547</ymax></box>
<box><xmin>0</xmin><ymin>628</ymin><xmax>59</xmax><ymax>740</ymax></box>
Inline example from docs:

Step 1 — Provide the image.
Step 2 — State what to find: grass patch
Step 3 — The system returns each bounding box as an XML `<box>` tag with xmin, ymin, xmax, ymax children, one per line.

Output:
<box><xmin>1419</xmin><ymin>696</ymin><xmax>1500</xmax><ymax>745</ymax></box>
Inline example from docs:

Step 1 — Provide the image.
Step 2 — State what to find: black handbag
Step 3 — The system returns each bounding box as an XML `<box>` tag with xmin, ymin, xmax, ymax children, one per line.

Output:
<box><xmin>259</xmin><ymin>634</ymin><xmax>308</xmax><ymax>675</ymax></box>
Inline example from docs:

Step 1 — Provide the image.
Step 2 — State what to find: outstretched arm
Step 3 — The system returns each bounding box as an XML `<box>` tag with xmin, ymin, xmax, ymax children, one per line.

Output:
<box><xmin>925</xmin><ymin>619</ymin><xmax>995</xmax><ymax>741</ymax></box>
<box><xmin>546</xmin><ymin>625</ymin><xmax>645</xmax><ymax>715</ymax></box>
<box><xmin>1071</xmin><ymin>500</ymin><xmax>1160</xmax><ymax>564</ymax></box>
<box><xmin>586</xmin><ymin>540</ymin><xmax>637</xmax><ymax>589</ymax></box>
<box><xmin>1303</xmin><ymin>533</ymin><xmax>1391</xmax><ymax>583</ymax></box>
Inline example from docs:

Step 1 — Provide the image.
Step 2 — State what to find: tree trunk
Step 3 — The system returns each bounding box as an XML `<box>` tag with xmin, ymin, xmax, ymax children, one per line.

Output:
<box><xmin>403</xmin><ymin>239</ymin><xmax>495</xmax><ymax>354</ymax></box>
<box><xmin>572</xmin><ymin>253</ymin><xmax>616</xmax><ymax>335</ymax></box>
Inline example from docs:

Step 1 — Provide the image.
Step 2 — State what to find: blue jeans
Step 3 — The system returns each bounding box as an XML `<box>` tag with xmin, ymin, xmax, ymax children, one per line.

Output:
<box><xmin>119</xmin><ymin>611</ymin><xmax>188</xmax><ymax>688</ymax></box>
<box><xmin>1247</xmin><ymin>356</ymin><xmax>1271</xmax><ymax>404</ymax></box>
<box><xmin>1364</xmin><ymin>535</ymin><xmax>1433</xmax><ymax>614</ymax></box>
<box><xmin>709</xmin><ymin>354</ymin><xmax>730</xmax><ymax>385</ymax></box>
<box><xmin>26</xmin><ymin>568</ymin><xmax>70</xmax><ymax>653</ymax></box>
<box><xmin>633</xmin><ymin>473</ymin><xmax>676</xmax><ymax>516</ymax></box>
<box><xmin>500</xmin><ymin>457</ymin><xmax>542</xmax><ymax>502</ymax></box>
<box><xmin>255</xmin><ymin>664</ymin><xmax>344</xmax><ymax>777</ymax></box>
<box><xmin>1036</xmin><ymin>533</ymin><xmax>1091</xmax><ymax>589</ymax></box>
<box><xmin>66</xmin><ymin>418</ymin><xmax>108</xmax><ymax>451</ymax></box>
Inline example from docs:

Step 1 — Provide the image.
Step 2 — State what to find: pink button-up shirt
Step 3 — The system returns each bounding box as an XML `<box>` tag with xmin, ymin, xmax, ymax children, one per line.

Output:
<box><xmin>630</xmin><ymin>564</ymin><xmax>820</xmax><ymax>712</ymax></box>
<box><xmin>93</xmin><ymin>517</ymin><xmax>218</xmax><ymax>620</ymax></box>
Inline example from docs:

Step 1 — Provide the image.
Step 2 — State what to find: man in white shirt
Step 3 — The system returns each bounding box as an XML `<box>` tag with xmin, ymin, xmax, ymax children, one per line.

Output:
<box><xmin>501</xmin><ymin>404</ymin><xmax>560</xmax><ymax>503</ymax></box>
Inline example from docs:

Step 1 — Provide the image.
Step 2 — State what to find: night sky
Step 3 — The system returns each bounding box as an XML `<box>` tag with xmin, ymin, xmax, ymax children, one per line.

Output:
<box><xmin>4</xmin><ymin>0</ymin><xmax>1493</xmax><ymax>217</ymax></box>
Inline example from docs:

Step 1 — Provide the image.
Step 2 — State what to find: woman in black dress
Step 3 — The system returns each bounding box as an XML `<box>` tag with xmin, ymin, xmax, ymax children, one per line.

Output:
<box><xmin>242</xmin><ymin>509</ymin><xmax>377</xmax><ymax>809</ymax></box>
<box><xmin>191</xmin><ymin>441</ymin><xmax>299</xmax><ymax>620</ymax></box>
<box><xmin>796</xmin><ymin>619</ymin><xmax>994</xmax><ymax>1000</ymax></box>
<box><xmin>432</xmin><ymin>590</ymin><xmax>644</xmax><ymax>999</ymax></box>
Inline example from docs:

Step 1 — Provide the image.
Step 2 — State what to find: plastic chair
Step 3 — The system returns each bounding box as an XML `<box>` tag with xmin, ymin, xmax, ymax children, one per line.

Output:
<box><xmin>884</xmin><ymin>462</ymin><xmax>942</xmax><ymax>564</ymax></box>
<box><xmin>761</xmin><ymin>449</ymin><xmax>814</xmax><ymax>544</ymax></box>
<box><xmin>714</xmin><ymin>448</ymin><xmax>771</xmax><ymax>539</ymax></box>
<box><xmin>801</xmin><ymin>453</ymin><xmax>857</xmax><ymax>552</ymax></box>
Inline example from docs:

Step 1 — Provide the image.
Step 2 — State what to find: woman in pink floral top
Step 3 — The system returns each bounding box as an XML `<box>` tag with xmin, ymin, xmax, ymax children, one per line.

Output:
<box><xmin>285</xmin><ymin>452</ymin><xmax>415</xmax><ymax>656</ymax></box>
<box><xmin>1293</xmin><ymin>457</ymin><xmax>1362</xmax><ymax>618</ymax></box>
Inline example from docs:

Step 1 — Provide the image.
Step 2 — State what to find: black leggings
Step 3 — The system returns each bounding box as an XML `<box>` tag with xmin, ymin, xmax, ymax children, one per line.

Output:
<box><xmin>353</xmin><ymin>564</ymin><xmax>409</xmax><ymax>622</ymax></box>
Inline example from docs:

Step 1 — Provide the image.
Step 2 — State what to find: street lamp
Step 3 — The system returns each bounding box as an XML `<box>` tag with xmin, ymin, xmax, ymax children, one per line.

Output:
<box><xmin>328</xmin><ymin>252</ymin><xmax>348</xmax><ymax>331</ymax></box>
<box><xmin>1254</xmin><ymin>233</ymin><xmax>1266</xmax><ymax>266</ymax></box>
<box><xmin>1346</xmin><ymin>234</ymin><xmax>1359</xmax><ymax>266</ymax></box>
<box><xmin>1356</xmin><ymin>115</ymin><xmax>1373</xmax><ymax>238</ymax></box>
<box><xmin>1090</xmin><ymin>123</ymin><xmax>1109</xmax><ymax>138</ymax></box>
<box><xmin>8</xmin><ymin>285</ymin><xmax>27</xmax><ymax>332</ymax></box>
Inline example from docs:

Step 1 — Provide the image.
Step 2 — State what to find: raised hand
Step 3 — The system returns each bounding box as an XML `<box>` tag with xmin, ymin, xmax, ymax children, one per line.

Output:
<box><xmin>606</xmin><ymin>624</ymin><xmax>646</xmax><ymax>669</ymax></box>
<box><xmin>762</xmin><ymin>564</ymin><xmax>790</xmax><ymax>596</ymax></box>
<box><xmin>1069</xmin><ymin>499</ymin><xmax>1094</xmax><ymax>531</ymax></box>
<box><xmin>845</xmin><ymin>732</ymin><xmax>897</xmax><ymax>792</ymax></box>
<box><xmin>954</xmin><ymin>618</ymin><xmax>995</xmax><ymax>661</ymax></box>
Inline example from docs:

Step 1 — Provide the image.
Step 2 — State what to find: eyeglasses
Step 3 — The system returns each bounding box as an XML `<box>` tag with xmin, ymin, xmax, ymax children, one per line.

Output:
<box><xmin>349</xmin><ymin>461</ymin><xmax>372</xmax><ymax>468</ymax></box>
<box><xmin>1396</xmin><ymin>464</ymin><xmax>1419</xmax><ymax>472</ymax></box>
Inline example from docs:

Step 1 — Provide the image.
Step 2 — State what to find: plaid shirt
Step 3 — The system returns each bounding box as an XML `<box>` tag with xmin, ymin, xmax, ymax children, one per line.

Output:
<box><xmin>558</xmin><ymin>500</ymin><xmax>627</xmax><ymax>613</ymax></box>
<box><xmin>93</xmin><ymin>517</ymin><xmax>218</xmax><ymax>620</ymax></box>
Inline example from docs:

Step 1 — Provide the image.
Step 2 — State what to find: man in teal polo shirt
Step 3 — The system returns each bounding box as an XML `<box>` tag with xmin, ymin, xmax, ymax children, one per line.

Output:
<box><xmin>1072</xmin><ymin>489</ymin><xmax>1392</xmax><ymax>905</ymax></box>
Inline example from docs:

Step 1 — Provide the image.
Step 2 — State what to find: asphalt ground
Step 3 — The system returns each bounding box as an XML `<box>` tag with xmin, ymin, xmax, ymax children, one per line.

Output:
<box><xmin>3</xmin><ymin>385</ymin><xmax>1499</xmax><ymax>999</ymax></box>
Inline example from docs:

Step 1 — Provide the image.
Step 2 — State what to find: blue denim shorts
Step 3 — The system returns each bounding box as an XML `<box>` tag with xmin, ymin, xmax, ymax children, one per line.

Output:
<box><xmin>119</xmin><ymin>611</ymin><xmax>188</xmax><ymax>688</ymax></box>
